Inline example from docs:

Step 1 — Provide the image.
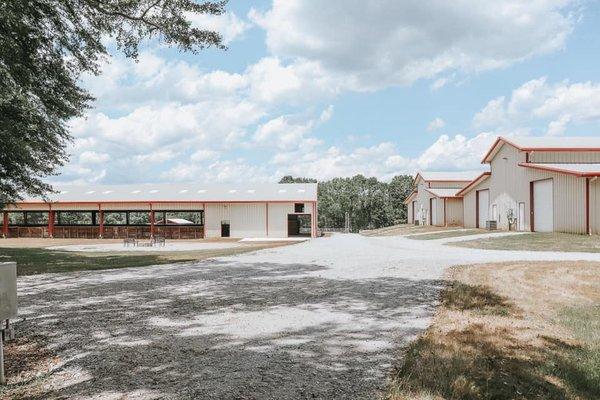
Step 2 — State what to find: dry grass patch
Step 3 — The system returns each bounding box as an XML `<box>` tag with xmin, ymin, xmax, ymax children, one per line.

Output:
<box><xmin>362</xmin><ymin>224</ymin><xmax>462</xmax><ymax>237</ymax></box>
<box><xmin>406</xmin><ymin>229</ymin><xmax>492</xmax><ymax>241</ymax></box>
<box><xmin>452</xmin><ymin>232</ymin><xmax>600</xmax><ymax>253</ymax></box>
<box><xmin>386</xmin><ymin>261</ymin><xmax>600</xmax><ymax>400</ymax></box>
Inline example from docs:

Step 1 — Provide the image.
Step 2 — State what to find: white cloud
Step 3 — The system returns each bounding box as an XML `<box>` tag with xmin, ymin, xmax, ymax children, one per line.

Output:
<box><xmin>251</xmin><ymin>0</ymin><xmax>575</xmax><ymax>90</ymax></box>
<box><xmin>188</xmin><ymin>11</ymin><xmax>251</xmax><ymax>44</ymax></box>
<box><xmin>415</xmin><ymin>133</ymin><xmax>496</xmax><ymax>171</ymax></box>
<box><xmin>190</xmin><ymin>149</ymin><xmax>220</xmax><ymax>162</ymax></box>
<box><xmin>427</xmin><ymin>117</ymin><xmax>445</xmax><ymax>132</ymax></box>
<box><xmin>473</xmin><ymin>78</ymin><xmax>600</xmax><ymax>135</ymax></box>
<box><xmin>79</xmin><ymin>151</ymin><xmax>111</xmax><ymax>164</ymax></box>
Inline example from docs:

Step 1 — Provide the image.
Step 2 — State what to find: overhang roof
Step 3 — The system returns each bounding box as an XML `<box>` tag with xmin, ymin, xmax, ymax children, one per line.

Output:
<box><xmin>455</xmin><ymin>172</ymin><xmax>491</xmax><ymax>196</ymax></box>
<box><xmin>403</xmin><ymin>190</ymin><xmax>418</xmax><ymax>205</ymax></box>
<box><xmin>415</xmin><ymin>171</ymin><xmax>483</xmax><ymax>182</ymax></box>
<box><xmin>424</xmin><ymin>188</ymin><xmax>462</xmax><ymax>198</ymax></box>
<box><xmin>518</xmin><ymin>163</ymin><xmax>600</xmax><ymax>177</ymax></box>
<box><xmin>482</xmin><ymin>136</ymin><xmax>600</xmax><ymax>163</ymax></box>
<box><xmin>18</xmin><ymin>183</ymin><xmax>318</xmax><ymax>204</ymax></box>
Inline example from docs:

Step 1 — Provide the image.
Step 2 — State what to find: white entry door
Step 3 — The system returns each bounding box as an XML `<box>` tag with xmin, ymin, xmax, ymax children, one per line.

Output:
<box><xmin>478</xmin><ymin>190</ymin><xmax>489</xmax><ymax>228</ymax></box>
<box><xmin>518</xmin><ymin>202</ymin><xmax>525</xmax><ymax>231</ymax></box>
<box><xmin>533</xmin><ymin>179</ymin><xmax>554</xmax><ymax>232</ymax></box>
<box><xmin>431</xmin><ymin>198</ymin><xmax>437</xmax><ymax>225</ymax></box>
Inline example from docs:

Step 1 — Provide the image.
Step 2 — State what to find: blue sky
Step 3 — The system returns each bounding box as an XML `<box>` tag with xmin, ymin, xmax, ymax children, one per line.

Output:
<box><xmin>61</xmin><ymin>0</ymin><xmax>600</xmax><ymax>184</ymax></box>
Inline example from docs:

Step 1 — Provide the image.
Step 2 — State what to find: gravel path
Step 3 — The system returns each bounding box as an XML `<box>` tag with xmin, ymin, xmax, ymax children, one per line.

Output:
<box><xmin>15</xmin><ymin>233</ymin><xmax>600</xmax><ymax>399</ymax></box>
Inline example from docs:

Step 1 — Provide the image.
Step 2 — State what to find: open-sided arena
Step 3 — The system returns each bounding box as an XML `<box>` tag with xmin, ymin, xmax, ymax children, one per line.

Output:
<box><xmin>2</xmin><ymin>183</ymin><xmax>318</xmax><ymax>240</ymax></box>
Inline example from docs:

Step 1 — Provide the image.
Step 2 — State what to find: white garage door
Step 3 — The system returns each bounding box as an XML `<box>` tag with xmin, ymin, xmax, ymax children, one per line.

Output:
<box><xmin>477</xmin><ymin>190</ymin><xmax>489</xmax><ymax>228</ymax></box>
<box><xmin>431</xmin><ymin>198</ymin><xmax>437</xmax><ymax>225</ymax></box>
<box><xmin>533</xmin><ymin>179</ymin><xmax>554</xmax><ymax>232</ymax></box>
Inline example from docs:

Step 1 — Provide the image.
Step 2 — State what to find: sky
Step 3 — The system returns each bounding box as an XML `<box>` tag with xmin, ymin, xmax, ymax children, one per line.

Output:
<box><xmin>60</xmin><ymin>0</ymin><xmax>600</xmax><ymax>185</ymax></box>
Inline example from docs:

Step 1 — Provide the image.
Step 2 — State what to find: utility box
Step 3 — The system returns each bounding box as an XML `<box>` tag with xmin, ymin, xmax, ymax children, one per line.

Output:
<box><xmin>0</xmin><ymin>262</ymin><xmax>17</xmax><ymax>321</ymax></box>
<box><xmin>485</xmin><ymin>220</ymin><xmax>498</xmax><ymax>231</ymax></box>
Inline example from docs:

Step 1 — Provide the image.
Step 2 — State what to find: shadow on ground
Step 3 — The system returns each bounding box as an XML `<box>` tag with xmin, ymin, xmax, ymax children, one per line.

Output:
<box><xmin>387</xmin><ymin>282</ymin><xmax>600</xmax><ymax>400</ymax></box>
<box><xmin>8</xmin><ymin>260</ymin><xmax>445</xmax><ymax>400</ymax></box>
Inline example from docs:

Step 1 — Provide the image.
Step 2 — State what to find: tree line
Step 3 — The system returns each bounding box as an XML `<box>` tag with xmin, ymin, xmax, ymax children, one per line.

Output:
<box><xmin>280</xmin><ymin>174</ymin><xmax>414</xmax><ymax>232</ymax></box>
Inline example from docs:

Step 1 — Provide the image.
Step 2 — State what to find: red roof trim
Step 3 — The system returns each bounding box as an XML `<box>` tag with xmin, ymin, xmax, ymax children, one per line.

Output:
<box><xmin>518</xmin><ymin>163</ymin><xmax>600</xmax><ymax>177</ymax></box>
<box><xmin>455</xmin><ymin>172</ymin><xmax>491</xmax><ymax>196</ymax></box>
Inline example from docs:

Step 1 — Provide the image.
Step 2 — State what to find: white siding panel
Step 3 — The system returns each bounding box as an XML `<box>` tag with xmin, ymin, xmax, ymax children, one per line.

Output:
<box><xmin>531</xmin><ymin>151</ymin><xmax>600</xmax><ymax>163</ymax></box>
<box><xmin>230</xmin><ymin>203</ymin><xmax>267</xmax><ymax>238</ymax></box>
<box><xmin>488</xmin><ymin>143</ymin><xmax>587</xmax><ymax>234</ymax></box>
<box><xmin>152</xmin><ymin>203</ymin><xmax>204</xmax><ymax>211</ymax></box>
<box><xmin>445</xmin><ymin>198</ymin><xmax>464</xmax><ymax>226</ymax></box>
<box><xmin>4</xmin><ymin>204</ymin><xmax>50</xmax><ymax>211</ymax></box>
<box><xmin>591</xmin><ymin>179</ymin><xmax>600</xmax><ymax>234</ymax></box>
<box><xmin>463</xmin><ymin>179</ymin><xmax>490</xmax><ymax>228</ymax></box>
<box><xmin>478</xmin><ymin>190</ymin><xmax>490</xmax><ymax>228</ymax></box>
<box><xmin>429</xmin><ymin>181</ymin><xmax>469</xmax><ymax>189</ymax></box>
<box><xmin>101</xmin><ymin>203</ymin><xmax>150</xmax><ymax>211</ymax></box>
<box><xmin>268</xmin><ymin>203</ymin><xmax>294</xmax><ymax>237</ymax></box>
<box><xmin>533</xmin><ymin>179</ymin><xmax>554</xmax><ymax>232</ymax></box>
<box><xmin>205</xmin><ymin>204</ymin><xmax>230</xmax><ymax>238</ymax></box>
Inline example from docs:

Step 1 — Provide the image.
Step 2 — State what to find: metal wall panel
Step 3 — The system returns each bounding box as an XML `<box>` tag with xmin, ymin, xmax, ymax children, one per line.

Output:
<box><xmin>268</xmin><ymin>203</ymin><xmax>294</xmax><ymax>237</ymax></box>
<box><xmin>100</xmin><ymin>203</ymin><xmax>150</xmax><ymax>211</ymax></box>
<box><xmin>463</xmin><ymin>180</ymin><xmax>490</xmax><ymax>228</ymax></box>
<box><xmin>205</xmin><ymin>204</ymin><xmax>231</xmax><ymax>238</ymax></box>
<box><xmin>230</xmin><ymin>203</ymin><xmax>267</xmax><ymax>238</ymax></box>
<box><xmin>429</xmin><ymin>181</ymin><xmax>469</xmax><ymax>189</ymax></box>
<box><xmin>531</xmin><ymin>151</ymin><xmax>600</xmax><ymax>163</ymax></box>
<box><xmin>590</xmin><ymin>179</ymin><xmax>600</xmax><ymax>234</ymax></box>
<box><xmin>152</xmin><ymin>203</ymin><xmax>204</xmax><ymax>211</ymax></box>
<box><xmin>4</xmin><ymin>204</ymin><xmax>50</xmax><ymax>211</ymax></box>
<box><xmin>445</xmin><ymin>198</ymin><xmax>464</xmax><ymax>226</ymax></box>
<box><xmin>487</xmin><ymin>143</ymin><xmax>587</xmax><ymax>233</ymax></box>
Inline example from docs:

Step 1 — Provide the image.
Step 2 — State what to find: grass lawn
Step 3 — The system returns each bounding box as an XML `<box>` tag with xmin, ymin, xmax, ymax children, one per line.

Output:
<box><xmin>362</xmin><ymin>224</ymin><xmax>463</xmax><ymax>237</ymax></box>
<box><xmin>386</xmin><ymin>261</ymin><xmax>600</xmax><ymax>400</ymax></box>
<box><xmin>406</xmin><ymin>229</ymin><xmax>490</xmax><ymax>241</ymax></box>
<box><xmin>452</xmin><ymin>232</ymin><xmax>600</xmax><ymax>252</ymax></box>
<box><xmin>0</xmin><ymin>243</ymin><xmax>287</xmax><ymax>276</ymax></box>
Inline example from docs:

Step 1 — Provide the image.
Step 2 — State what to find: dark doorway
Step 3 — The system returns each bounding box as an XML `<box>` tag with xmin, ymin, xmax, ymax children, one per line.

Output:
<box><xmin>287</xmin><ymin>214</ymin><xmax>311</xmax><ymax>237</ymax></box>
<box><xmin>221</xmin><ymin>221</ymin><xmax>230</xmax><ymax>237</ymax></box>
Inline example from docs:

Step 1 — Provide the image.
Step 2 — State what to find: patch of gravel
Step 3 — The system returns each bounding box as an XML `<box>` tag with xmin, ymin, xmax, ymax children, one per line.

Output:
<box><xmin>13</xmin><ymin>234</ymin><xmax>600</xmax><ymax>399</ymax></box>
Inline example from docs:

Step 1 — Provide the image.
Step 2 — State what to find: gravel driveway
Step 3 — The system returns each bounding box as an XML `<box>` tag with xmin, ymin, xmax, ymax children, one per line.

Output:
<box><xmin>15</xmin><ymin>233</ymin><xmax>600</xmax><ymax>399</ymax></box>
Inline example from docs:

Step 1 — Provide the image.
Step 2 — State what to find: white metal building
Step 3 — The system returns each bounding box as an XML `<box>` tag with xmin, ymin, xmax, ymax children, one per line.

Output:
<box><xmin>2</xmin><ymin>183</ymin><xmax>318</xmax><ymax>239</ymax></box>
<box><xmin>405</xmin><ymin>171</ymin><xmax>483</xmax><ymax>226</ymax></box>
<box><xmin>461</xmin><ymin>136</ymin><xmax>600</xmax><ymax>234</ymax></box>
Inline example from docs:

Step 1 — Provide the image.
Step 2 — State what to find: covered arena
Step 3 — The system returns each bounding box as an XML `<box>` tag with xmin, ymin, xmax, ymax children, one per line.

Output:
<box><xmin>2</xmin><ymin>183</ymin><xmax>318</xmax><ymax>239</ymax></box>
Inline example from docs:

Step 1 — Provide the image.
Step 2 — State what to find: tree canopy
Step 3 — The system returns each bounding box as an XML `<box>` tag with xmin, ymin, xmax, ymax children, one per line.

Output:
<box><xmin>281</xmin><ymin>174</ymin><xmax>414</xmax><ymax>232</ymax></box>
<box><xmin>0</xmin><ymin>0</ymin><xmax>226</xmax><ymax>206</ymax></box>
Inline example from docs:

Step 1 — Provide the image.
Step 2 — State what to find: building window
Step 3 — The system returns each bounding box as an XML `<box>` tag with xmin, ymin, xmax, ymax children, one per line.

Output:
<box><xmin>294</xmin><ymin>203</ymin><xmax>305</xmax><ymax>213</ymax></box>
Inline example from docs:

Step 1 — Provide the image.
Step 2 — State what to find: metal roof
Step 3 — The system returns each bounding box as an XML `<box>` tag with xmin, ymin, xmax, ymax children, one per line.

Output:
<box><xmin>416</xmin><ymin>171</ymin><xmax>484</xmax><ymax>182</ymax></box>
<box><xmin>20</xmin><ymin>183</ymin><xmax>318</xmax><ymax>203</ymax></box>
<box><xmin>518</xmin><ymin>163</ymin><xmax>600</xmax><ymax>177</ymax></box>
<box><xmin>424</xmin><ymin>188</ymin><xmax>462</xmax><ymax>198</ymax></box>
<box><xmin>483</xmin><ymin>136</ymin><xmax>600</xmax><ymax>163</ymax></box>
<box><xmin>455</xmin><ymin>172</ymin><xmax>491</xmax><ymax>196</ymax></box>
<box><xmin>507</xmin><ymin>136</ymin><xmax>600</xmax><ymax>149</ymax></box>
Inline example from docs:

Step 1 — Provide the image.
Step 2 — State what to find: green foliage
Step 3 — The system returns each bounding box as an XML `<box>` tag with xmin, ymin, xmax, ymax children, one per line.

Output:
<box><xmin>279</xmin><ymin>175</ymin><xmax>318</xmax><ymax>183</ymax></box>
<box><xmin>0</xmin><ymin>0</ymin><xmax>226</xmax><ymax>206</ymax></box>
<box><xmin>281</xmin><ymin>174</ymin><xmax>414</xmax><ymax>232</ymax></box>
